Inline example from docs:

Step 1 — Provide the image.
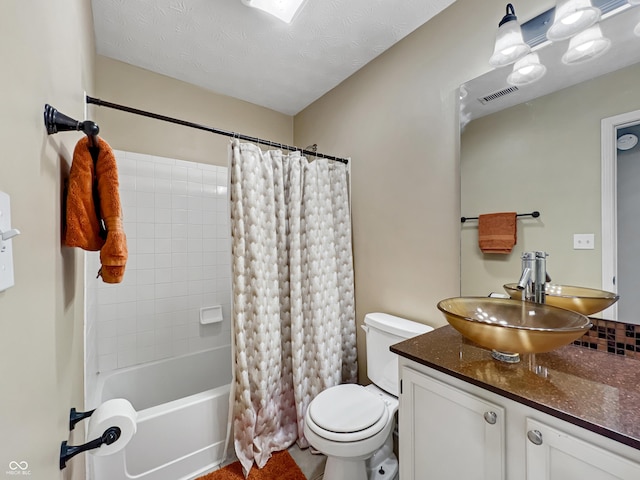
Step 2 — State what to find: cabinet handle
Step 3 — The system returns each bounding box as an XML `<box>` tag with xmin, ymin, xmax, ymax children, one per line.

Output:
<box><xmin>483</xmin><ymin>411</ymin><xmax>497</xmax><ymax>424</ymax></box>
<box><xmin>527</xmin><ymin>429</ymin><xmax>543</xmax><ymax>445</ymax></box>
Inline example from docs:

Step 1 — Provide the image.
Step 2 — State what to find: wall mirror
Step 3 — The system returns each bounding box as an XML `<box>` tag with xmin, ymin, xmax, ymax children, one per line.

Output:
<box><xmin>459</xmin><ymin>2</ymin><xmax>640</xmax><ymax>324</ymax></box>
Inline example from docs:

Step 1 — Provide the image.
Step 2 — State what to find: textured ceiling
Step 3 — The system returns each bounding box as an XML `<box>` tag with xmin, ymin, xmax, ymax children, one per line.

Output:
<box><xmin>92</xmin><ymin>0</ymin><xmax>455</xmax><ymax>115</ymax></box>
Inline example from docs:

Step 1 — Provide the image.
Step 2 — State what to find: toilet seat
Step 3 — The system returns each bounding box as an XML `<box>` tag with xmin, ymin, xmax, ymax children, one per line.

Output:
<box><xmin>307</xmin><ymin>384</ymin><xmax>389</xmax><ymax>442</ymax></box>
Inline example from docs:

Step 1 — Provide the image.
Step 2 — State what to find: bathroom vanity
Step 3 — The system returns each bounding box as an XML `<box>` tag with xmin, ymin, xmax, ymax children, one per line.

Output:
<box><xmin>391</xmin><ymin>326</ymin><xmax>640</xmax><ymax>480</ymax></box>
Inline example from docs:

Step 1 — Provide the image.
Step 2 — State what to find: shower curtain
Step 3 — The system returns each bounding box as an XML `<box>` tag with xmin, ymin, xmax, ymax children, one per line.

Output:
<box><xmin>228</xmin><ymin>140</ymin><xmax>357</xmax><ymax>476</ymax></box>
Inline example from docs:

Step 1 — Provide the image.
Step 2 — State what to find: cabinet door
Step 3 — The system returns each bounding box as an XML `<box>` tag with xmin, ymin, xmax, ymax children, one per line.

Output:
<box><xmin>526</xmin><ymin>418</ymin><xmax>640</xmax><ymax>480</ymax></box>
<box><xmin>399</xmin><ymin>367</ymin><xmax>505</xmax><ymax>480</ymax></box>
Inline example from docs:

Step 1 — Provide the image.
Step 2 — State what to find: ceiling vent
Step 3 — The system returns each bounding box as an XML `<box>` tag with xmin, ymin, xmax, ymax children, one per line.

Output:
<box><xmin>478</xmin><ymin>86</ymin><xmax>520</xmax><ymax>105</ymax></box>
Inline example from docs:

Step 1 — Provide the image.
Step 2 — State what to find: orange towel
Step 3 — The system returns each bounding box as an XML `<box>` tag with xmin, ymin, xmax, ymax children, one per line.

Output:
<box><xmin>478</xmin><ymin>212</ymin><xmax>517</xmax><ymax>254</ymax></box>
<box><xmin>64</xmin><ymin>136</ymin><xmax>127</xmax><ymax>283</ymax></box>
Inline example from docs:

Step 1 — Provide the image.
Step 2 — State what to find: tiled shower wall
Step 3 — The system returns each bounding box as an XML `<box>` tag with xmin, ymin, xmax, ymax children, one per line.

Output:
<box><xmin>85</xmin><ymin>150</ymin><xmax>231</xmax><ymax>378</ymax></box>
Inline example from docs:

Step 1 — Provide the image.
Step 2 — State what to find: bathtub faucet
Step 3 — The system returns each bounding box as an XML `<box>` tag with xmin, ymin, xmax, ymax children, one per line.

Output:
<box><xmin>516</xmin><ymin>251</ymin><xmax>549</xmax><ymax>304</ymax></box>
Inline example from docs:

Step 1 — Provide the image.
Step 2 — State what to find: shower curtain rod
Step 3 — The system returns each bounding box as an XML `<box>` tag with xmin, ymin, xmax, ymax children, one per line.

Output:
<box><xmin>85</xmin><ymin>96</ymin><xmax>349</xmax><ymax>165</ymax></box>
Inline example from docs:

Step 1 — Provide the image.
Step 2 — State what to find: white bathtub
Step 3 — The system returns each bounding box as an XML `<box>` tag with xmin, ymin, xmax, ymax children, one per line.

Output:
<box><xmin>89</xmin><ymin>346</ymin><xmax>232</xmax><ymax>480</ymax></box>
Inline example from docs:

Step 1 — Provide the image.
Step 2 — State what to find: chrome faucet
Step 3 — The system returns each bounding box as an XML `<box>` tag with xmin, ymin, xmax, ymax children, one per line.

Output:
<box><xmin>517</xmin><ymin>251</ymin><xmax>549</xmax><ymax>303</ymax></box>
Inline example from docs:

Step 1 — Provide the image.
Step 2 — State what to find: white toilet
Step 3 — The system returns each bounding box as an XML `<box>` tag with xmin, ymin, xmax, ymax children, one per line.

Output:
<box><xmin>304</xmin><ymin>312</ymin><xmax>433</xmax><ymax>480</ymax></box>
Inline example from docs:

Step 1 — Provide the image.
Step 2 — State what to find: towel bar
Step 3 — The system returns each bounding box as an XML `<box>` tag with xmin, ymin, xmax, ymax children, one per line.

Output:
<box><xmin>461</xmin><ymin>211</ymin><xmax>540</xmax><ymax>223</ymax></box>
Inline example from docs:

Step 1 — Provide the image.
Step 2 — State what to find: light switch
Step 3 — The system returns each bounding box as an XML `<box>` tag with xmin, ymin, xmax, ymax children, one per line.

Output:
<box><xmin>0</xmin><ymin>191</ymin><xmax>17</xmax><ymax>291</ymax></box>
<box><xmin>573</xmin><ymin>233</ymin><xmax>595</xmax><ymax>250</ymax></box>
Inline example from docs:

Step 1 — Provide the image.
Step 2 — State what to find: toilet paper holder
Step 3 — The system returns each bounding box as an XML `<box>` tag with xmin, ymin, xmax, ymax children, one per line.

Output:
<box><xmin>69</xmin><ymin>407</ymin><xmax>95</xmax><ymax>430</ymax></box>
<box><xmin>59</xmin><ymin>407</ymin><xmax>120</xmax><ymax>470</ymax></box>
<box><xmin>60</xmin><ymin>427</ymin><xmax>121</xmax><ymax>469</ymax></box>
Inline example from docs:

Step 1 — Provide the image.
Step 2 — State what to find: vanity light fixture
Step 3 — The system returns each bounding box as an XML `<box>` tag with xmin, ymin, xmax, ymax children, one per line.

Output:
<box><xmin>561</xmin><ymin>24</ymin><xmax>611</xmax><ymax>64</ymax></box>
<box><xmin>546</xmin><ymin>0</ymin><xmax>601</xmax><ymax>41</ymax></box>
<box><xmin>507</xmin><ymin>53</ymin><xmax>547</xmax><ymax>85</ymax></box>
<box><xmin>489</xmin><ymin>4</ymin><xmax>531</xmax><ymax>67</ymax></box>
<box><xmin>241</xmin><ymin>0</ymin><xmax>307</xmax><ymax>23</ymax></box>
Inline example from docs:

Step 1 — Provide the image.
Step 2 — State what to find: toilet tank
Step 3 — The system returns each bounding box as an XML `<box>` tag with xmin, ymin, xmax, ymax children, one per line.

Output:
<box><xmin>363</xmin><ymin>313</ymin><xmax>433</xmax><ymax>396</ymax></box>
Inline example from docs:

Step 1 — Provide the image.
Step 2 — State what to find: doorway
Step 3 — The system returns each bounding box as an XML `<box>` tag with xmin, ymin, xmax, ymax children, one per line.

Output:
<box><xmin>601</xmin><ymin>109</ymin><xmax>640</xmax><ymax>324</ymax></box>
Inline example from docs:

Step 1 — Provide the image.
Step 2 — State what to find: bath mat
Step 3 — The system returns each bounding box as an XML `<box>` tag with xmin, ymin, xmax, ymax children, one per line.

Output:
<box><xmin>196</xmin><ymin>450</ymin><xmax>306</xmax><ymax>480</ymax></box>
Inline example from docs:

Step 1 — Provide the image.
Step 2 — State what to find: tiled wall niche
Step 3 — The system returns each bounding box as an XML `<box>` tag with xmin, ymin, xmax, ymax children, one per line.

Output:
<box><xmin>85</xmin><ymin>150</ymin><xmax>231</xmax><ymax>378</ymax></box>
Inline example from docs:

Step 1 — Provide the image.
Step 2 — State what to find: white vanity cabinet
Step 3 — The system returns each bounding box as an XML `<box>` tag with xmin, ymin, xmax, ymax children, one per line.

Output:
<box><xmin>399</xmin><ymin>366</ymin><xmax>505</xmax><ymax>479</ymax></box>
<box><xmin>525</xmin><ymin>418</ymin><xmax>640</xmax><ymax>480</ymax></box>
<box><xmin>398</xmin><ymin>358</ymin><xmax>640</xmax><ymax>480</ymax></box>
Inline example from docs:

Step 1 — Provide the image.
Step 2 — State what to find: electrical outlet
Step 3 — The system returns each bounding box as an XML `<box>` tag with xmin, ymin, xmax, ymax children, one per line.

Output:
<box><xmin>573</xmin><ymin>233</ymin><xmax>595</xmax><ymax>250</ymax></box>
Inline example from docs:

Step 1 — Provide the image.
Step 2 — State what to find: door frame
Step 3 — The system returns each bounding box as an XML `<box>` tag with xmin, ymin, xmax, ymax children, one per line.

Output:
<box><xmin>601</xmin><ymin>108</ymin><xmax>640</xmax><ymax>320</ymax></box>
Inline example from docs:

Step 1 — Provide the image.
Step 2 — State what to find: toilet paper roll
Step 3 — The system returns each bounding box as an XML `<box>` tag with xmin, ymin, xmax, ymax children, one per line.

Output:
<box><xmin>87</xmin><ymin>398</ymin><xmax>137</xmax><ymax>456</ymax></box>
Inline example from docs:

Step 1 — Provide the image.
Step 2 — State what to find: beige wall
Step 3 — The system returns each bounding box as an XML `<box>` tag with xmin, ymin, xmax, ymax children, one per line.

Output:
<box><xmin>294</xmin><ymin>0</ymin><xmax>552</xmax><ymax>382</ymax></box>
<box><xmin>0</xmin><ymin>2</ymin><xmax>95</xmax><ymax>479</ymax></box>
<box><xmin>461</xmin><ymin>62</ymin><xmax>640</xmax><ymax>298</ymax></box>
<box><xmin>94</xmin><ymin>56</ymin><xmax>293</xmax><ymax>166</ymax></box>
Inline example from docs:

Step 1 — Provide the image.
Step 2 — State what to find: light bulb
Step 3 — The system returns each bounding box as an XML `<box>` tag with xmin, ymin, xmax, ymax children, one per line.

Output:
<box><xmin>561</xmin><ymin>24</ymin><xmax>611</xmax><ymax>64</ymax></box>
<box><xmin>489</xmin><ymin>4</ymin><xmax>530</xmax><ymax>67</ymax></box>
<box><xmin>507</xmin><ymin>53</ymin><xmax>547</xmax><ymax>86</ymax></box>
<box><xmin>547</xmin><ymin>0</ymin><xmax>601</xmax><ymax>41</ymax></box>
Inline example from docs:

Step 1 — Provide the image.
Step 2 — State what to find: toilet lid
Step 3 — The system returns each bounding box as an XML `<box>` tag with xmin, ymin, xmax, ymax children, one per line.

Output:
<box><xmin>308</xmin><ymin>384</ymin><xmax>386</xmax><ymax>433</ymax></box>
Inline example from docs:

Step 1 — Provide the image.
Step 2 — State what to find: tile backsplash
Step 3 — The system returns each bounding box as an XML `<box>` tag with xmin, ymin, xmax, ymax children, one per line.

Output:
<box><xmin>85</xmin><ymin>150</ymin><xmax>231</xmax><ymax>375</ymax></box>
<box><xmin>574</xmin><ymin>317</ymin><xmax>640</xmax><ymax>359</ymax></box>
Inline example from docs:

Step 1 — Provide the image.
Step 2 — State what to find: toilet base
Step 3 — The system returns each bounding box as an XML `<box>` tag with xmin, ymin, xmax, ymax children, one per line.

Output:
<box><xmin>366</xmin><ymin>426</ymin><xmax>398</xmax><ymax>480</ymax></box>
<box><xmin>322</xmin><ymin>430</ymin><xmax>398</xmax><ymax>480</ymax></box>
<box><xmin>367</xmin><ymin>455</ymin><xmax>398</xmax><ymax>480</ymax></box>
<box><xmin>322</xmin><ymin>450</ymin><xmax>398</xmax><ymax>480</ymax></box>
<box><xmin>324</xmin><ymin>456</ymin><xmax>368</xmax><ymax>480</ymax></box>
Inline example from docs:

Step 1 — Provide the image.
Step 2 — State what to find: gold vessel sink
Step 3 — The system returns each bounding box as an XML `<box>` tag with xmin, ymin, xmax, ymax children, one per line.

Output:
<box><xmin>437</xmin><ymin>297</ymin><xmax>592</xmax><ymax>355</ymax></box>
<box><xmin>503</xmin><ymin>283</ymin><xmax>619</xmax><ymax>316</ymax></box>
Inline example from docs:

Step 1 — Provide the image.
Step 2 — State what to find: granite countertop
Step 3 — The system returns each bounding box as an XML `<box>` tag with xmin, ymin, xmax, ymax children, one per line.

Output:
<box><xmin>391</xmin><ymin>325</ymin><xmax>640</xmax><ymax>450</ymax></box>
